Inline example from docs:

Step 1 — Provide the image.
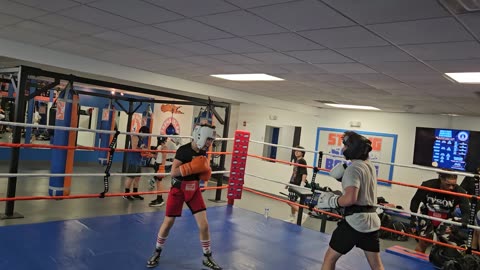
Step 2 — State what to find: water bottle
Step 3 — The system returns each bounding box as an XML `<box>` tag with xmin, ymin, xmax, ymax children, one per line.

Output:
<box><xmin>264</xmin><ymin>208</ymin><xmax>270</xmax><ymax>219</ymax></box>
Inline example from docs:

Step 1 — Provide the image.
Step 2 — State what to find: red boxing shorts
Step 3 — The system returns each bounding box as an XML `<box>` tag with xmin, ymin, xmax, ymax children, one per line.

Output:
<box><xmin>165</xmin><ymin>180</ymin><xmax>206</xmax><ymax>217</ymax></box>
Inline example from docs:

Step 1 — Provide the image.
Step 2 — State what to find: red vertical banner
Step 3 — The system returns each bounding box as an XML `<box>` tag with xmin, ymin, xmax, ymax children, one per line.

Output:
<box><xmin>227</xmin><ymin>130</ymin><xmax>250</xmax><ymax>205</ymax></box>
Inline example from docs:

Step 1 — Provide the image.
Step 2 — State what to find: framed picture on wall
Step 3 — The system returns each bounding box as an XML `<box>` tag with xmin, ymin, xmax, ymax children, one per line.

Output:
<box><xmin>314</xmin><ymin>128</ymin><xmax>398</xmax><ymax>186</ymax></box>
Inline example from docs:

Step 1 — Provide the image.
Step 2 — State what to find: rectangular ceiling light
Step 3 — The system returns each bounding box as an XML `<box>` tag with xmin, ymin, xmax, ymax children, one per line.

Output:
<box><xmin>210</xmin><ymin>73</ymin><xmax>284</xmax><ymax>81</ymax></box>
<box><xmin>445</xmin><ymin>72</ymin><xmax>480</xmax><ymax>83</ymax></box>
<box><xmin>324</xmin><ymin>103</ymin><xmax>380</xmax><ymax>111</ymax></box>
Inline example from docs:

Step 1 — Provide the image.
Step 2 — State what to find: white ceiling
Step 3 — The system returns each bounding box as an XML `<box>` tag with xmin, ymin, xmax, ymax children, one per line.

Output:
<box><xmin>1</xmin><ymin>0</ymin><xmax>480</xmax><ymax>115</ymax></box>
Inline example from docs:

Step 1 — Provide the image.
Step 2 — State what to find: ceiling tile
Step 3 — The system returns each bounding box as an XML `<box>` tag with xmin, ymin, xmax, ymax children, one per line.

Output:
<box><xmin>204</xmin><ymin>38</ymin><xmax>272</xmax><ymax>53</ymax></box>
<box><xmin>340</xmin><ymin>88</ymin><xmax>393</xmax><ymax>96</ymax></box>
<box><xmin>59</xmin><ymin>5</ymin><xmax>140</xmax><ymax>30</ymax></box>
<box><xmin>142</xmin><ymin>44</ymin><xmax>195</xmax><ymax>58</ymax></box>
<box><xmin>403</xmin><ymin>41</ymin><xmax>480</xmax><ymax>61</ymax></box>
<box><xmin>89</xmin><ymin>0</ymin><xmax>183</xmax><ymax>24</ymax></box>
<box><xmin>337</xmin><ymin>46</ymin><xmax>415</xmax><ymax>62</ymax></box>
<box><xmin>147</xmin><ymin>59</ymin><xmax>198</xmax><ymax>70</ymax></box>
<box><xmin>287</xmin><ymin>50</ymin><xmax>354</xmax><ymax>64</ymax></box>
<box><xmin>95</xmin><ymin>48</ymin><xmax>165</xmax><ymax>65</ymax></box>
<box><xmin>388</xmin><ymin>74</ymin><xmax>453</xmax><ymax>84</ymax></box>
<box><xmin>0</xmin><ymin>0</ymin><xmax>47</xmax><ymax>19</ymax></box>
<box><xmin>245</xmin><ymin>33</ymin><xmax>324</xmax><ymax>51</ymax></box>
<box><xmin>459</xmin><ymin>14</ymin><xmax>480</xmax><ymax>39</ymax></box>
<box><xmin>240</xmin><ymin>64</ymin><xmax>289</xmax><ymax>73</ymax></box>
<box><xmin>345</xmin><ymin>73</ymin><xmax>404</xmax><ymax>83</ymax></box>
<box><xmin>0</xmin><ymin>26</ymin><xmax>58</xmax><ymax>46</ymax></box>
<box><xmin>33</xmin><ymin>14</ymin><xmax>107</xmax><ymax>35</ymax></box>
<box><xmin>299</xmin><ymin>26</ymin><xmax>388</xmax><ymax>49</ymax></box>
<box><xmin>173</xmin><ymin>42</ymin><xmax>231</xmax><ymax>55</ymax></box>
<box><xmin>197</xmin><ymin>10</ymin><xmax>285</xmax><ymax>36</ymax></box>
<box><xmin>14</xmin><ymin>21</ymin><xmax>83</xmax><ymax>39</ymax></box>
<box><xmin>73</xmin><ymin>36</ymin><xmax>129</xmax><ymax>51</ymax></box>
<box><xmin>323</xmin><ymin>0</ymin><xmax>449</xmax><ymax>25</ymax></box>
<box><xmin>369</xmin><ymin>17</ymin><xmax>474</xmax><ymax>45</ymax></box>
<box><xmin>0</xmin><ymin>14</ymin><xmax>23</xmax><ymax>27</ymax></box>
<box><xmin>209</xmin><ymin>54</ymin><xmax>263</xmax><ymax>65</ymax></box>
<box><xmin>154</xmin><ymin>19</ymin><xmax>233</xmax><ymax>41</ymax></box>
<box><xmin>305</xmin><ymin>74</ymin><xmax>353</xmax><ymax>82</ymax></box>
<box><xmin>45</xmin><ymin>40</ymin><xmax>104</xmax><ymax>56</ymax></box>
<box><xmin>207</xmin><ymin>65</ymin><xmax>254</xmax><ymax>74</ymax></box>
<box><xmin>120</xmin><ymin>26</ymin><xmax>190</xmax><ymax>44</ymax></box>
<box><xmin>368</xmin><ymin>61</ymin><xmax>436</xmax><ymax>74</ymax></box>
<box><xmin>144</xmin><ymin>0</ymin><xmax>238</xmax><ymax>17</ymax></box>
<box><xmin>250</xmin><ymin>0</ymin><xmax>354</xmax><ymax>31</ymax></box>
<box><xmin>315</xmin><ymin>63</ymin><xmax>377</xmax><ymax>74</ymax></box>
<box><xmin>12</xmin><ymin>0</ymin><xmax>79</xmax><ymax>12</ymax></box>
<box><xmin>427</xmin><ymin>59</ymin><xmax>480</xmax><ymax>73</ymax></box>
<box><xmin>329</xmin><ymin>81</ymin><xmax>373</xmax><ymax>89</ymax></box>
<box><xmin>181</xmin><ymin>56</ymin><xmax>230</xmax><ymax>66</ymax></box>
<box><xmin>243</xmin><ymin>52</ymin><xmax>304</xmax><ymax>64</ymax></box>
<box><xmin>226</xmin><ymin>0</ymin><xmax>294</xmax><ymax>9</ymax></box>
<box><xmin>93</xmin><ymin>31</ymin><xmax>158</xmax><ymax>48</ymax></box>
<box><xmin>278</xmin><ymin>63</ymin><xmax>326</xmax><ymax>73</ymax></box>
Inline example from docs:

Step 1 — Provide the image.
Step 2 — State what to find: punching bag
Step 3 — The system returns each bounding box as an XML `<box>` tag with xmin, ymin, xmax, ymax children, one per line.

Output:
<box><xmin>48</xmin><ymin>87</ymin><xmax>79</xmax><ymax>196</ymax></box>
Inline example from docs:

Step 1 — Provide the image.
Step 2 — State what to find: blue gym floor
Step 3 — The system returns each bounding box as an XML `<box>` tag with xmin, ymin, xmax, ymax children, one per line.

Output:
<box><xmin>0</xmin><ymin>206</ymin><xmax>433</xmax><ymax>270</ymax></box>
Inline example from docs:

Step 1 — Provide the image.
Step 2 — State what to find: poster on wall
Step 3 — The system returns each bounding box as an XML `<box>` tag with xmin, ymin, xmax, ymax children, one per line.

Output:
<box><xmin>131</xmin><ymin>113</ymin><xmax>142</xmax><ymax>132</ymax></box>
<box><xmin>56</xmin><ymin>101</ymin><xmax>65</xmax><ymax>120</ymax></box>
<box><xmin>314</xmin><ymin>128</ymin><xmax>398</xmax><ymax>186</ymax></box>
<box><xmin>101</xmin><ymin>108</ymin><xmax>110</xmax><ymax>121</ymax></box>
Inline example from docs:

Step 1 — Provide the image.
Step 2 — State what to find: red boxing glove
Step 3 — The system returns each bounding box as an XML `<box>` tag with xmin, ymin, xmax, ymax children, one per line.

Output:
<box><xmin>199</xmin><ymin>167</ymin><xmax>212</xmax><ymax>182</ymax></box>
<box><xmin>179</xmin><ymin>156</ymin><xmax>209</xmax><ymax>177</ymax></box>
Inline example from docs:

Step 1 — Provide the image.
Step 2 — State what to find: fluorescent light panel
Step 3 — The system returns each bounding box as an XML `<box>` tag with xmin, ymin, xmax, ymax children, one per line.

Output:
<box><xmin>210</xmin><ymin>73</ymin><xmax>284</xmax><ymax>81</ymax></box>
<box><xmin>325</xmin><ymin>103</ymin><xmax>380</xmax><ymax>111</ymax></box>
<box><xmin>445</xmin><ymin>72</ymin><xmax>480</xmax><ymax>83</ymax></box>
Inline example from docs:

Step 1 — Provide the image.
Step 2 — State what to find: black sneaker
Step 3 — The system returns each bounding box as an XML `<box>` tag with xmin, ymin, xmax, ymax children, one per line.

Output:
<box><xmin>146</xmin><ymin>248</ymin><xmax>161</xmax><ymax>268</ymax></box>
<box><xmin>132</xmin><ymin>195</ymin><xmax>144</xmax><ymax>200</ymax></box>
<box><xmin>123</xmin><ymin>195</ymin><xmax>134</xmax><ymax>201</ymax></box>
<box><xmin>203</xmin><ymin>253</ymin><xmax>222</xmax><ymax>270</ymax></box>
<box><xmin>149</xmin><ymin>199</ymin><xmax>165</xmax><ymax>207</ymax></box>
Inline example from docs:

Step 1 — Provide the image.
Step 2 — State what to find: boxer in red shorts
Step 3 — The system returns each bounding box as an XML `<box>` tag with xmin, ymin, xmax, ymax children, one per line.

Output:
<box><xmin>146</xmin><ymin>124</ymin><xmax>222</xmax><ymax>270</ymax></box>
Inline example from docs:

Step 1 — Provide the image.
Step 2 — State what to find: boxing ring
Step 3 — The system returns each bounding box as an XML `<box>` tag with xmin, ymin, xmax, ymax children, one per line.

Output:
<box><xmin>0</xmin><ymin>206</ymin><xmax>434</xmax><ymax>270</ymax></box>
<box><xmin>1</xmin><ymin>121</ymin><xmax>479</xmax><ymax>269</ymax></box>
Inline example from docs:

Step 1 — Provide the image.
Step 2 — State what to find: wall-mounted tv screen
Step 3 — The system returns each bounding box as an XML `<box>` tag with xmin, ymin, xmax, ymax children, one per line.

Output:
<box><xmin>413</xmin><ymin>127</ymin><xmax>480</xmax><ymax>172</ymax></box>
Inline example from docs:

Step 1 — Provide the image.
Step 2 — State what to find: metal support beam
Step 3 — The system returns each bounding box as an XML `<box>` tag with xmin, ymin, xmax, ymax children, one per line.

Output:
<box><xmin>1</xmin><ymin>66</ymin><xmax>27</xmax><ymax>219</ymax></box>
<box><xmin>21</xmin><ymin>66</ymin><xmax>229</xmax><ymax>108</ymax></box>
<box><xmin>210</xmin><ymin>104</ymin><xmax>231</xmax><ymax>203</ymax></box>
<box><xmin>28</xmin><ymin>79</ymin><xmax>59</xmax><ymax>100</ymax></box>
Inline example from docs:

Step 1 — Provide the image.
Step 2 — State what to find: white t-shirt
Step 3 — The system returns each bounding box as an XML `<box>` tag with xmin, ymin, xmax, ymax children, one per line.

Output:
<box><xmin>343</xmin><ymin>160</ymin><xmax>381</xmax><ymax>233</ymax></box>
<box><xmin>155</xmin><ymin>140</ymin><xmax>178</xmax><ymax>165</ymax></box>
<box><xmin>164</xmin><ymin>140</ymin><xmax>177</xmax><ymax>166</ymax></box>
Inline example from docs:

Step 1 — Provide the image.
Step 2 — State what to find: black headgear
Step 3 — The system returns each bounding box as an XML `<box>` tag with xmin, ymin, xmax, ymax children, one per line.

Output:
<box><xmin>139</xmin><ymin>126</ymin><xmax>149</xmax><ymax>134</ymax></box>
<box><xmin>342</xmin><ymin>131</ymin><xmax>372</xmax><ymax>160</ymax></box>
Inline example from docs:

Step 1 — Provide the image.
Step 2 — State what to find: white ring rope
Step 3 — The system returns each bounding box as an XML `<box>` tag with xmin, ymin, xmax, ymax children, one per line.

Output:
<box><xmin>0</xmin><ymin>120</ymin><xmax>230</xmax><ymax>142</ymax></box>
<box><xmin>249</xmin><ymin>139</ymin><xmax>478</xmax><ymax>178</ymax></box>
<box><xmin>245</xmin><ymin>171</ymin><xmax>480</xmax><ymax>231</ymax></box>
<box><xmin>0</xmin><ymin>170</ymin><xmax>230</xmax><ymax>178</ymax></box>
<box><xmin>245</xmin><ymin>172</ymin><xmax>312</xmax><ymax>192</ymax></box>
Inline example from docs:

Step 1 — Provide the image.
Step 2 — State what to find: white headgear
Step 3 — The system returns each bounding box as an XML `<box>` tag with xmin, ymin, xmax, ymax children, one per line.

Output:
<box><xmin>192</xmin><ymin>125</ymin><xmax>216</xmax><ymax>150</ymax></box>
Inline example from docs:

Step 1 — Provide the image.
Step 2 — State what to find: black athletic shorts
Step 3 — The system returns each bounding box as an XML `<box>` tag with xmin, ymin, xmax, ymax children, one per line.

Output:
<box><xmin>126</xmin><ymin>164</ymin><xmax>141</xmax><ymax>178</ymax></box>
<box><xmin>329</xmin><ymin>220</ymin><xmax>380</xmax><ymax>254</ymax></box>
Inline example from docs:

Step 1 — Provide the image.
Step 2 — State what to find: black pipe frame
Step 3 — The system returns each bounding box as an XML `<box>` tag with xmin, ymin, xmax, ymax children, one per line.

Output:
<box><xmin>0</xmin><ymin>65</ymin><xmax>232</xmax><ymax>217</ymax></box>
